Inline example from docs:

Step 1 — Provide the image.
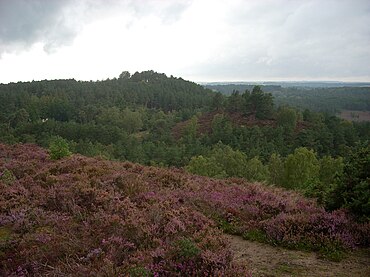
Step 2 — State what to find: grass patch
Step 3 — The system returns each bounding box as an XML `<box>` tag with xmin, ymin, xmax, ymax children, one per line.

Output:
<box><xmin>275</xmin><ymin>262</ymin><xmax>304</xmax><ymax>277</ymax></box>
<box><xmin>216</xmin><ymin>216</ymin><xmax>242</xmax><ymax>235</ymax></box>
<box><xmin>0</xmin><ymin>227</ymin><xmax>11</xmax><ymax>242</ymax></box>
<box><xmin>242</xmin><ymin>229</ymin><xmax>268</xmax><ymax>243</ymax></box>
<box><xmin>0</xmin><ymin>169</ymin><xmax>16</xmax><ymax>185</ymax></box>
<box><xmin>174</xmin><ymin>238</ymin><xmax>201</xmax><ymax>261</ymax></box>
<box><xmin>318</xmin><ymin>245</ymin><xmax>346</xmax><ymax>262</ymax></box>
<box><xmin>277</xmin><ymin>239</ymin><xmax>346</xmax><ymax>262</ymax></box>
<box><xmin>127</xmin><ymin>266</ymin><xmax>150</xmax><ymax>277</ymax></box>
<box><xmin>0</xmin><ymin>227</ymin><xmax>12</xmax><ymax>260</ymax></box>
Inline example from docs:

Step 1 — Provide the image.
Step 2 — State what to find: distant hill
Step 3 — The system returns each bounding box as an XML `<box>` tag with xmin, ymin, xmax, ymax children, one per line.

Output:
<box><xmin>202</xmin><ymin>81</ymin><xmax>370</xmax><ymax>88</ymax></box>
<box><xmin>0</xmin><ymin>70</ymin><xmax>215</xmax><ymax>116</ymax></box>
<box><xmin>203</xmin><ymin>83</ymin><xmax>370</xmax><ymax>113</ymax></box>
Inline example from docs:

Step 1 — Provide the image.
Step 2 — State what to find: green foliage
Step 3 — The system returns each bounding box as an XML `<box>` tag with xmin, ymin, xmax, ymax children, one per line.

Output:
<box><xmin>210</xmin><ymin>143</ymin><xmax>248</xmax><ymax>178</ymax></box>
<box><xmin>244</xmin><ymin>157</ymin><xmax>268</xmax><ymax>182</ymax></box>
<box><xmin>0</xmin><ymin>72</ymin><xmax>369</xmax><ymax>225</ymax></box>
<box><xmin>49</xmin><ymin>136</ymin><xmax>72</xmax><ymax>160</ymax></box>
<box><xmin>224</xmin><ymin>86</ymin><xmax>274</xmax><ymax>119</ymax></box>
<box><xmin>96</xmin><ymin>107</ymin><xmax>143</xmax><ymax>134</ymax></box>
<box><xmin>0</xmin><ymin>72</ymin><xmax>368</xmax><ymax>172</ymax></box>
<box><xmin>119</xmin><ymin>71</ymin><xmax>131</xmax><ymax>80</ymax></box>
<box><xmin>210</xmin><ymin>114</ymin><xmax>233</xmax><ymax>144</ymax></box>
<box><xmin>211</xmin><ymin>92</ymin><xmax>224</xmax><ymax>111</ymax></box>
<box><xmin>242</xmin><ymin>229</ymin><xmax>268</xmax><ymax>243</ymax></box>
<box><xmin>186</xmin><ymin>143</ymin><xmax>249</xmax><ymax>179</ymax></box>
<box><xmin>318</xmin><ymin>244</ymin><xmax>346</xmax><ymax>262</ymax></box>
<box><xmin>127</xmin><ymin>266</ymin><xmax>150</xmax><ymax>277</ymax></box>
<box><xmin>319</xmin><ymin>156</ymin><xmax>344</xmax><ymax>186</ymax></box>
<box><xmin>0</xmin><ymin>227</ymin><xmax>11</xmax><ymax>242</ymax></box>
<box><xmin>186</xmin><ymin>144</ymin><xmax>270</xmax><ymax>182</ymax></box>
<box><xmin>283</xmin><ymin>147</ymin><xmax>319</xmax><ymax>190</ymax></box>
<box><xmin>206</xmin><ymin>84</ymin><xmax>370</xmax><ymax>113</ymax></box>
<box><xmin>43</xmin><ymin>97</ymin><xmax>73</xmax><ymax>122</ymax></box>
<box><xmin>0</xmin><ymin>169</ymin><xmax>16</xmax><ymax>185</ymax></box>
<box><xmin>174</xmin><ymin>238</ymin><xmax>201</xmax><ymax>261</ymax></box>
<box><xmin>10</xmin><ymin>108</ymin><xmax>30</xmax><ymax>128</ymax></box>
<box><xmin>248</xmin><ymin>86</ymin><xmax>274</xmax><ymax>119</ymax></box>
<box><xmin>186</xmin><ymin>155</ymin><xmax>226</xmax><ymax>178</ymax></box>
<box><xmin>227</xmin><ymin>91</ymin><xmax>244</xmax><ymax>112</ymax></box>
<box><xmin>74</xmin><ymin>140</ymin><xmax>103</xmax><ymax>157</ymax></box>
<box><xmin>277</xmin><ymin>106</ymin><xmax>297</xmax><ymax>132</ymax></box>
<box><xmin>327</xmin><ymin>143</ymin><xmax>370</xmax><ymax>220</ymax></box>
<box><xmin>217</xmin><ymin>218</ymin><xmax>239</xmax><ymax>235</ymax></box>
<box><xmin>304</xmin><ymin>155</ymin><xmax>344</xmax><ymax>203</ymax></box>
<box><xmin>182</xmin><ymin>116</ymin><xmax>198</xmax><ymax>143</ymax></box>
<box><xmin>0</xmin><ymin>226</ymin><xmax>12</xmax><ymax>261</ymax></box>
<box><xmin>267</xmin><ymin>153</ymin><xmax>284</xmax><ymax>185</ymax></box>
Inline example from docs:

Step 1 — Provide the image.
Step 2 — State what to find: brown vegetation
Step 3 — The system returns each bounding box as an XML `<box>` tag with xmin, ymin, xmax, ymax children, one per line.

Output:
<box><xmin>172</xmin><ymin>111</ymin><xmax>309</xmax><ymax>139</ymax></box>
<box><xmin>339</xmin><ymin>110</ymin><xmax>370</xmax><ymax>122</ymax></box>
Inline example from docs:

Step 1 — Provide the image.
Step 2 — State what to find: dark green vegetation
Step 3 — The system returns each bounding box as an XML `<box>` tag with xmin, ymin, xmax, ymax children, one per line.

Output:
<box><xmin>0</xmin><ymin>144</ymin><xmax>368</xmax><ymax>275</ymax></box>
<box><xmin>205</xmin><ymin>83</ymin><xmax>370</xmax><ymax>113</ymax></box>
<box><xmin>0</xmin><ymin>71</ymin><xmax>369</xmax><ymax>275</ymax></box>
<box><xmin>0</xmin><ymin>71</ymin><xmax>369</xmax><ymax>220</ymax></box>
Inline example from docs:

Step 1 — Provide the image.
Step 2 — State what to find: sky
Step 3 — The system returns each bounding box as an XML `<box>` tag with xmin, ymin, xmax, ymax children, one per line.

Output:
<box><xmin>0</xmin><ymin>0</ymin><xmax>370</xmax><ymax>83</ymax></box>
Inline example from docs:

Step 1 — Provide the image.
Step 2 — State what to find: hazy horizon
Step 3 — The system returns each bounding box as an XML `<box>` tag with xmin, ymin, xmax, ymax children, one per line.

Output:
<box><xmin>2</xmin><ymin>72</ymin><xmax>370</xmax><ymax>86</ymax></box>
<box><xmin>1</xmin><ymin>0</ymin><xmax>370</xmax><ymax>84</ymax></box>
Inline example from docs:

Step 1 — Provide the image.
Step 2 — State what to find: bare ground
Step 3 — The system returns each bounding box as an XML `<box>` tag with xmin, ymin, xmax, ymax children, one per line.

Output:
<box><xmin>227</xmin><ymin>235</ymin><xmax>370</xmax><ymax>277</ymax></box>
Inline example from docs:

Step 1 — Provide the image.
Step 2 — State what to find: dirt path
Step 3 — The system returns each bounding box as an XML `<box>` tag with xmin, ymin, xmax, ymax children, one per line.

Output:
<box><xmin>227</xmin><ymin>235</ymin><xmax>370</xmax><ymax>277</ymax></box>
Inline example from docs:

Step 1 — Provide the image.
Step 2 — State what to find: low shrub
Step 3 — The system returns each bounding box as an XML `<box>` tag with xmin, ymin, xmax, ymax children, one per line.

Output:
<box><xmin>0</xmin><ymin>143</ymin><xmax>368</xmax><ymax>275</ymax></box>
<box><xmin>48</xmin><ymin>136</ymin><xmax>72</xmax><ymax>160</ymax></box>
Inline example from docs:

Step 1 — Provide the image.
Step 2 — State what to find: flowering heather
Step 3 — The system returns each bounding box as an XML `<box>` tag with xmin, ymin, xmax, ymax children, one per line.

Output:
<box><xmin>0</xmin><ymin>143</ymin><xmax>368</xmax><ymax>276</ymax></box>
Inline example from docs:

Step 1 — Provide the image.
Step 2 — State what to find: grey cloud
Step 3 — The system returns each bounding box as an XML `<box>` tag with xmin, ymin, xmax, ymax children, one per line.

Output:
<box><xmin>157</xmin><ymin>1</ymin><xmax>193</xmax><ymax>24</ymax></box>
<box><xmin>0</xmin><ymin>0</ymin><xmax>369</xmax><ymax>81</ymax></box>
<box><xmin>0</xmin><ymin>0</ymin><xmax>192</xmax><ymax>55</ymax></box>
<box><xmin>0</xmin><ymin>0</ymin><xmax>80</xmax><ymax>54</ymax></box>
<box><xmin>192</xmin><ymin>0</ymin><xmax>370</xmax><ymax>80</ymax></box>
<box><xmin>128</xmin><ymin>0</ymin><xmax>193</xmax><ymax>24</ymax></box>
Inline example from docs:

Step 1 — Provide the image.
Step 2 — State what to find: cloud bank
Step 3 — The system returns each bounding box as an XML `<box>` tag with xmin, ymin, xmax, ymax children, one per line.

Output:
<box><xmin>0</xmin><ymin>0</ymin><xmax>369</xmax><ymax>82</ymax></box>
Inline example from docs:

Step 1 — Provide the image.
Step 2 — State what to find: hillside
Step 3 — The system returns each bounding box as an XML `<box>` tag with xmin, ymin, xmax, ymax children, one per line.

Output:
<box><xmin>1</xmin><ymin>71</ymin><xmax>369</xmax><ymax>169</ymax></box>
<box><xmin>172</xmin><ymin>111</ymin><xmax>309</xmax><ymax>139</ymax></box>
<box><xmin>0</xmin><ymin>71</ymin><xmax>214</xmax><ymax>115</ymax></box>
<box><xmin>0</xmin><ymin>143</ymin><xmax>369</xmax><ymax>276</ymax></box>
<box><xmin>204</xmin><ymin>84</ymin><xmax>370</xmax><ymax>113</ymax></box>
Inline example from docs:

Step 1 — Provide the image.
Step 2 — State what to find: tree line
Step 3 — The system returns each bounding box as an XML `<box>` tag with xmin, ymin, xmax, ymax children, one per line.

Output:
<box><xmin>1</xmin><ymin>71</ymin><xmax>369</xmax><ymax>219</ymax></box>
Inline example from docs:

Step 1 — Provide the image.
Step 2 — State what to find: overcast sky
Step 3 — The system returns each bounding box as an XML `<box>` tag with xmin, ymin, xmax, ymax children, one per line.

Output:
<box><xmin>0</xmin><ymin>0</ymin><xmax>369</xmax><ymax>83</ymax></box>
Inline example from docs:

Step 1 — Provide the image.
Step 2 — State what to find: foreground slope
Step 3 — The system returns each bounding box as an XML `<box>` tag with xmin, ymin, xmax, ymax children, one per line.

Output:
<box><xmin>0</xmin><ymin>144</ymin><xmax>369</xmax><ymax>276</ymax></box>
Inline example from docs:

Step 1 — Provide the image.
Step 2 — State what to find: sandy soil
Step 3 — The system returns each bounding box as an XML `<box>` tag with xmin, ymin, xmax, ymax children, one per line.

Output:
<box><xmin>227</xmin><ymin>235</ymin><xmax>370</xmax><ymax>277</ymax></box>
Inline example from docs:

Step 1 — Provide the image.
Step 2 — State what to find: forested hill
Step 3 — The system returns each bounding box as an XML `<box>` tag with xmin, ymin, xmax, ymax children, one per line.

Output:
<box><xmin>0</xmin><ymin>72</ymin><xmax>369</xmax><ymax>275</ymax></box>
<box><xmin>0</xmin><ymin>70</ymin><xmax>214</xmax><ymax>119</ymax></box>
<box><xmin>0</xmin><ymin>71</ymin><xmax>369</xmax><ymax>220</ymax></box>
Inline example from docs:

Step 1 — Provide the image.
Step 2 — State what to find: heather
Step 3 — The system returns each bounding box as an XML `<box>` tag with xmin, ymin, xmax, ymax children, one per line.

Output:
<box><xmin>0</xmin><ymin>144</ymin><xmax>369</xmax><ymax>275</ymax></box>
<box><xmin>1</xmin><ymin>76</ymin><xmax>369</xmax><ymax>223</ymax></box>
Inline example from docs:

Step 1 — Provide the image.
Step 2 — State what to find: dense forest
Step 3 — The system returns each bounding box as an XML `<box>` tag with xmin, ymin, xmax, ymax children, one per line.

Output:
<box><xmin>0</xmin><ymin>71</ymin><xmax>369</xmax><ymax>275</ymax></box>
<box><xmin>0</xmin><ymin>71</ymin><xmax>369</xmax><ymax>220</ymax></box>
<box><xmin>205</xmin><ymin>84</ymin><xmax>370</xmax><ymax>113</ymax></box>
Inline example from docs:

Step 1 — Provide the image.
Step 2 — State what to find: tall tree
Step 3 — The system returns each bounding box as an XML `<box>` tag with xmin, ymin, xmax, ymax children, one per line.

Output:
<box><xmin>247</xmin><ymin>86</ymin><xmax>274</xmax><ymax>119</ymax></box>
<box><xmin>327</xmin><ymin>143</ymin><xmax>370</xmax><ymax>220</ymax></box>
<box><xmin>283</xmin><ymin>147</ymin><xmax>319</xmax><ymax>190</ymax></box>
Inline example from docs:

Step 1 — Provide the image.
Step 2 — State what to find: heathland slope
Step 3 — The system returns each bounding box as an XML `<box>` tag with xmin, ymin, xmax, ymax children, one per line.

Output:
<box><xmin>0</xmin><ymin>144</ymin><xmax>369</xmax><ymax>276</ymax></box>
